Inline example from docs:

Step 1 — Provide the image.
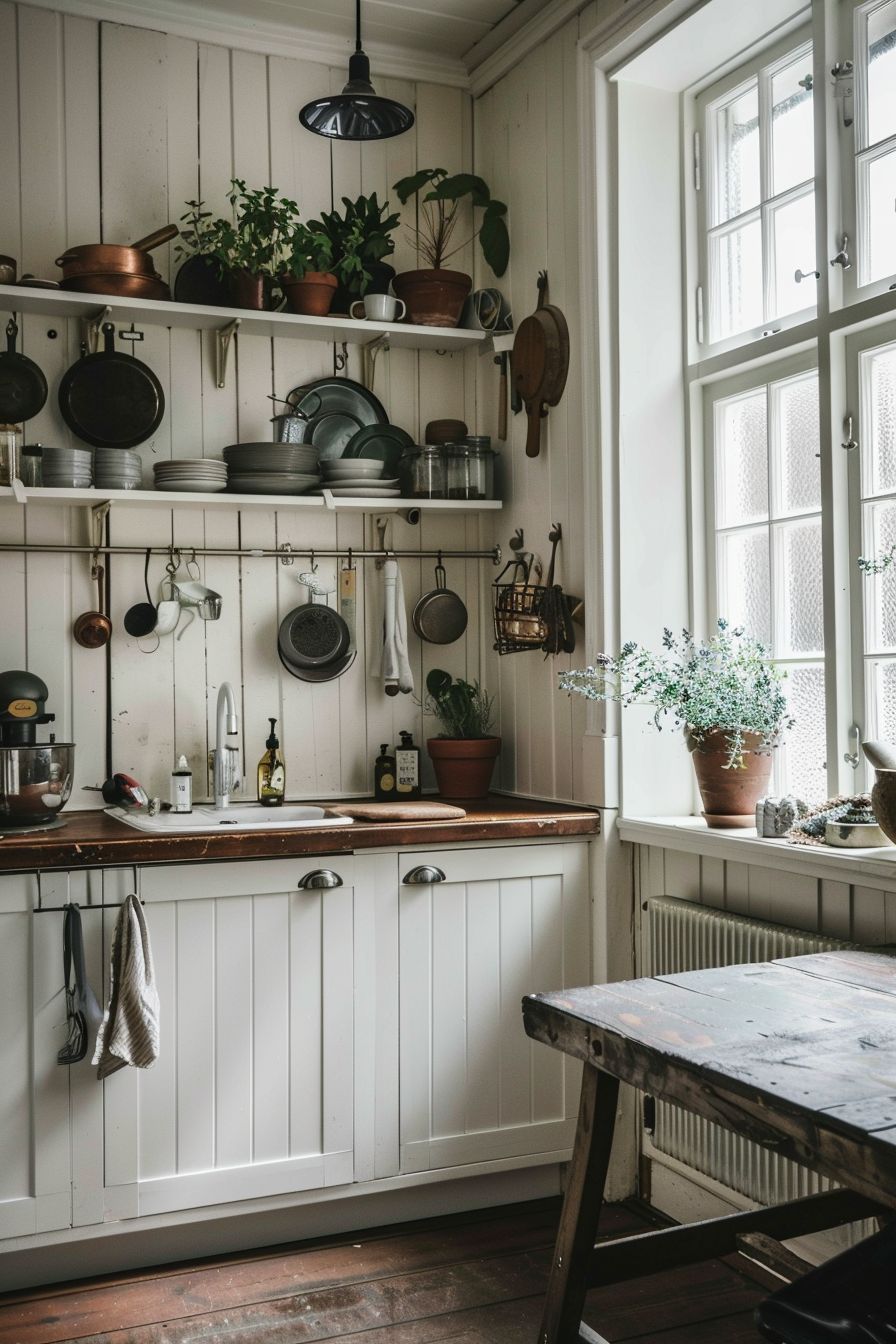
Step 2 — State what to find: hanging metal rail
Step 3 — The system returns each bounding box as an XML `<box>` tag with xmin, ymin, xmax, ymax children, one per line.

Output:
<box><xmin>0</xmin><ymin>542</ymin><xmax>502</xmax><ymax>564</ymax></box>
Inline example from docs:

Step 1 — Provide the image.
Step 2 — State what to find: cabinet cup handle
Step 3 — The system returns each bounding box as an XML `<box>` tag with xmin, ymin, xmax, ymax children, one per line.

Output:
<box><xmin>402</xmin><ymin>865</ymin><xmax>446</xmax><ymax>885</ymax></box>
<box><xmin>298</xmin><ymin>869</ymin><xmax>343</xmax><ymax>889</ymax></box>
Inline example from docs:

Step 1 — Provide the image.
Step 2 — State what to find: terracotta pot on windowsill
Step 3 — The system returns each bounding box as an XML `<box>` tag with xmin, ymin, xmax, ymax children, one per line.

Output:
<box><xmin>688</xmin><ymin>729</ymin><xmax>774</xmax><ymax>828</ymax></box>
<box><xmin>279</xmin><ymin>272</ymin><xmax>338</xmax><ymax>317</ymax></box>
<box><xmin>427</xmin><ymin>736</ymin><xmax>501</xmax><ymax>799</ymax></box>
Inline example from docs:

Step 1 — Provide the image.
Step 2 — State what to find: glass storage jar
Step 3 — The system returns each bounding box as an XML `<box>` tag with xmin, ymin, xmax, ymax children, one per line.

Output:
<box><xmin>403</xmin><ymin>444</ymin><xmax>447</xmax><ymax>498</ymax></box>
<box><xmin>446</xmin><ymin>438</ymin><xmax>495</xmax><ymax>500</ymax></box>
<box><xmin>0</xmin><ymin>424</ymin><xmax>21</xmax><ymax>486</ymax></box>
<box><xmin>19</xmin><ymin>443</ymin><xmax>42</xmax><ymax>487</ymax></box>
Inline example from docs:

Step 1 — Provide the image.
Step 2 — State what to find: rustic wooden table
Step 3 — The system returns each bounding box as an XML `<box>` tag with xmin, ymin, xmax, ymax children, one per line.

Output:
<box><xmin>523</xmin><ymin>949</ymin><xmax>896</xmax><ymax>1344</ymax></box>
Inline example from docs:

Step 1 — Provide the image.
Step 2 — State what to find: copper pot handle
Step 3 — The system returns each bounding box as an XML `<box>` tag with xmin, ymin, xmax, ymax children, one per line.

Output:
<box><xmin>130</xmin><ymin>224</ymin><xmax>179</xmax><ymax>252</ymax></box>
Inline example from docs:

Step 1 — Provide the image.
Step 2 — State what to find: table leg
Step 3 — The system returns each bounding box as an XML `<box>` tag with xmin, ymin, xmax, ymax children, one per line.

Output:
<box><xmin>538</xmin><ymin>1062</ymin><xmax>620</xmax><ymax>1344</ymax></box>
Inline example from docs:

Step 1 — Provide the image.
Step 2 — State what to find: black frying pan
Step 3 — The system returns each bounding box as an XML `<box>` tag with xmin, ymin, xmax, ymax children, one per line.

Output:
<box><xmin>59</xmin><ymin>322</ymin><xmax>164</xmax><ymax>448</ymax></box>
<box><xmin>278</xmin><ymin>602</ymin><xmax>351</xmax><ymax>669</ymax></box>
<box><xmin>0</xmin><ymin>319</ymin><xmax>48</xmax><ymax>423</ymax></box>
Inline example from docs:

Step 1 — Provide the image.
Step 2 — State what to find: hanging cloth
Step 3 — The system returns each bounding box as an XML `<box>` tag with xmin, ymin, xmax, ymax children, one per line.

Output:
<box><xmin>93</xmin><ymin>894</ymin><xmax>160</xmax><ymax>1079</ymax></box>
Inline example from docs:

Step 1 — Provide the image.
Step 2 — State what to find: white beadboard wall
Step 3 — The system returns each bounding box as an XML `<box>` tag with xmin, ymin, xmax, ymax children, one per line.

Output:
<box><xmin>474</xmin><ymin>17</ymin><xmax>589</xmax><ymax>804</ymax></box>
<box><xmin>0</xmin><ymin>2</ymin><xmax>503</xmax><ymax>805</ymax></box>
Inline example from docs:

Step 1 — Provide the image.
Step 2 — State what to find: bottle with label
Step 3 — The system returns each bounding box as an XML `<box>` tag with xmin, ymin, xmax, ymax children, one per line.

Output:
<box><xmin>395</xmin><ymin>731</ymin><xmax>421</xmax><ymax>799</ymax></box>
<box><xmin>375</xmin><ymin>744</ymin><xmax>396</xmax><ymax>801</ymax></box>
<box><xmin>257</xmin><ymin>718</ymin><xmax>286</xmax><ymax>807</ymax></box>
<box><xmin>171</xmin><ymin>755</ymin><xmax>192</xmax><ymax>813</ymax></box>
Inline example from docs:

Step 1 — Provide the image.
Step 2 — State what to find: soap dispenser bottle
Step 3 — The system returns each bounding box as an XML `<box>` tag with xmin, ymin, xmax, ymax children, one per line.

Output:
<box><xmin>395</xmin><ymin>731</ymin><xmax>421</xmax><ymax>799</ymax></box>
<box><xmin>257</xmin><ymin>718</ymin><xmax>286</xmax><ymax>807</ymax></box>
<box><xmin>375</xmin><ymin>744</ymin><xmax>396</xmax><ymax>800</ymax></box>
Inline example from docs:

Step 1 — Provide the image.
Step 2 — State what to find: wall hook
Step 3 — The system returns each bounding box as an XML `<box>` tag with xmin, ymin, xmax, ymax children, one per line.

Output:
<box><xmin>334</xmin><ymin>341</ymin><xmax>349</xmax><ymax>372</ymax></box>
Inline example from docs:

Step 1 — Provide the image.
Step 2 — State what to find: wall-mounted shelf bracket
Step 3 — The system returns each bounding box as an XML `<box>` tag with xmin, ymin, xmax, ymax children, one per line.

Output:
<box><xmin>215</xmin><ymin>318</ymin><xmax>241</xmax><ymax>388</ymax></box>
<box><xmin>83</xmin><ymin>305</ymin><xmax>112</xmax><ymax>354</ymax></box>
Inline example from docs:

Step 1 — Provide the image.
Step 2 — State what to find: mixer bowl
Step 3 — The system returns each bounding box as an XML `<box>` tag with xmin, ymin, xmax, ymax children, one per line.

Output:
<box><xmin>0</xmin><ymin>745</ymin><xmax>75</xmax><ymax>825</ymax></box>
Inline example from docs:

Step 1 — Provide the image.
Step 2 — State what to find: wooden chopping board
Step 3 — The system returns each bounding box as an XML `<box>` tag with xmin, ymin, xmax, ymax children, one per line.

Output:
<box><xmin>513</xmin><ymin>271</ymin><xmax>570</xmax><ymax>458</ymax></box>
<box><xmin>328</xmin><ymin>801</ymin><xmax>467</xmax><ymax>822</ymax></box>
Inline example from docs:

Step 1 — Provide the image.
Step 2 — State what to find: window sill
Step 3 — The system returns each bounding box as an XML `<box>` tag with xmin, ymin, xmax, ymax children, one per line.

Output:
<box><xmin>616</xmin><ymin>815</ymin><xmax>896</xmax><ymax>889</ymax></box>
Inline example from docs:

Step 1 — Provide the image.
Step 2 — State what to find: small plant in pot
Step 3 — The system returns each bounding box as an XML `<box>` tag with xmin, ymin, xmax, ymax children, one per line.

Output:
<box><xmin>559</xmin><ymin>620</ymin><xmax>794</xmax><ymax>828</ymax></box>
<box><xmin>173</xmin><ymin>201</ymin><xmax>233</xmax><ymax>306</ymax></box>
<box><xmin>280</xmin><ymin>224</ymin><xmax>339</xmax><ymax>316</ymax></box>
<box><xmin>391</xmin><ymin>169</ymin><xmax>509</xmax><ymax>327</ymax></box>
<box><xmin>195</xmin><ymin>179</ymin><xmax>299</xmax><ymax>310</ymax></box>
<box><xmin>424</xmin><ymin>669</ymin><xmax>500</xmax><ymax>799</ymax></box>
<box><xmin>308</xmin><ymin>193</ymin><xmax>401</xmax><ymax>314</ymax></box>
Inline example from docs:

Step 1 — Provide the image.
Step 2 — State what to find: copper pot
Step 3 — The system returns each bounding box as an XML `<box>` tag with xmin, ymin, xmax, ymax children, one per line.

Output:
<box><xmin>74</xmin><ymin>565</ymin><xmax>112</xmax><ymax>650</ymax></box>
<box><xmin>59</xmin><ymin>272</ymin><xmax>170</xmax><ymax>300</ymax></box>
<box><xmin>55</xmin><ymin>225</ymin><xmax>178</xmax><ymax>280</ymax></box>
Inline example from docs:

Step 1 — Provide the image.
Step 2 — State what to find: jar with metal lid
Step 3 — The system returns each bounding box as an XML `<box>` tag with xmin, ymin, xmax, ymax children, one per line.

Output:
<box><xmin>0</xmin><ymin>424</ymin><xmax>21</xmax><ymax>487</ymax></box>
<box><xmin>446</xmin><ymin>439</ymin><xmax>495</xmax><ymax>500</ymax></box>
<box><xmin>402</xmin><ymin>444</ymin><xmax>447</xmax><ymax>499</ymax></box>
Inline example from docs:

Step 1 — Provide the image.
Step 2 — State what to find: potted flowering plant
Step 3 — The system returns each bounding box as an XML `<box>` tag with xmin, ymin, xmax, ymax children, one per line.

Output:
<box><xmin>559</xmin><ymin>620</ymin><xmax>794</xmax><ymax>826</ymax></box>
<box><xmin>424</xmin><ymin>669</ymin><xmax>500</xmax><ymax>799</ymax></box>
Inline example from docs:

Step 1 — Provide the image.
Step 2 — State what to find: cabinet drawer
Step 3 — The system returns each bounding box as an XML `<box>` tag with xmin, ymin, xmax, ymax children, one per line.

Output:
<box><xmin>140</xmin><ymin>854</ymin><xmax>357</xmax><ymax>902</ymax></box>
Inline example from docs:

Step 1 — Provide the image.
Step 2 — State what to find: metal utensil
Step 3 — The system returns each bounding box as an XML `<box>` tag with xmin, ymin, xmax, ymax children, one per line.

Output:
<box><xmin>123</xmin><ymin>549</ymin><xmax>158</xmax><ymax>637</ymax></box>
<box><xmin>73</xmin><ymin>564</ymin><xmax>112</xmax><ymax>649</ymax></box>
<box><xmin>412</xmin><ymin>560</ymin><xmax>468</xmax><ymax>645</ymax></box>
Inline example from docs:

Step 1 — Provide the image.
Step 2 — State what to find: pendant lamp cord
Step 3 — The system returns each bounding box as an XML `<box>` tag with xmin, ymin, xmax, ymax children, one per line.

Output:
<box><xmin>355</xmin><ymin>0</ymin><xmax>362</xmax><ymax>51</ymax></box>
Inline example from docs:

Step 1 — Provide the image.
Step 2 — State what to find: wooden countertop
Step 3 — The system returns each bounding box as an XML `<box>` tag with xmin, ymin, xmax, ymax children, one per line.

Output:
<box><xmin>0</xmin><ymin>794</ymin><xmax>600</xmax><ymax>872</ymax></box>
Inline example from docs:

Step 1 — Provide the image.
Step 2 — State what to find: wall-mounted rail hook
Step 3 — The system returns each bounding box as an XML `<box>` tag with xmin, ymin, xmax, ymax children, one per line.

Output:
<box><xmin>334</xmin><ymin>341</ymin><xmax>349</xmax><ymax>372</ymax></box>
<box><xmin>215</xmin><ymin>318</ymin><xmax>241</xmax><ymax>389</ymax></box>
<box><xmin>842</xmin><ymin>415</ymin><xmax>859</xmax><ymax>451</ymax></box>
<box><xmin>83</xmin><ymin>306</ymin><xmax>112</xmax><ymax>354</ymax></box>
<box><xmin>278</xmin><ymin>542</ymin><xmax>295</xmax><ymax>566</ymax></box>
<box><xmin>509</xmin><ymin>528</ymin><xmax>525</xmax><ymax>552</ymax></box>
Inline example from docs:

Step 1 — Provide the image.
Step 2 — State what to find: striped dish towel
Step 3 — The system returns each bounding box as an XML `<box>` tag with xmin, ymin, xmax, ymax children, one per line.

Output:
<box><xmin>93</xmin><ymin>894</ymin><xmax>160</xmax><ymax>1079</ymax></box>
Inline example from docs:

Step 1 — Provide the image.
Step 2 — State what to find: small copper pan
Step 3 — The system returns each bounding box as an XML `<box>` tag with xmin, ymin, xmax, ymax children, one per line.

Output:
<box><xmin>56</xmin><ymin>224</ymin><xmax>178</xmax><ymax>279</ymax></box>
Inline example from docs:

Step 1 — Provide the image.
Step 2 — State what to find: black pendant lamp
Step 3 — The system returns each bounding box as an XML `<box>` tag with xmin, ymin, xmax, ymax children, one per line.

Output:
<box><xmin>299</xmin><ymin>0</ymin><xmax>415</xmax><ymax>142</ymax></box>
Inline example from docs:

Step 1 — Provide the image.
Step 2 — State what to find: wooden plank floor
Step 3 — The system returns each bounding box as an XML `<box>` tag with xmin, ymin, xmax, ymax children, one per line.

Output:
<box><xmin>0</xmin><ymin>1199</ymin><xmax>780</xmax><ymax>1344</ymax></box>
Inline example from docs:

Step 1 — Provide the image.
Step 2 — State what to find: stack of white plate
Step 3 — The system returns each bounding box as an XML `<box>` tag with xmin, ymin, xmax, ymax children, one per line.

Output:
<box><xmin>41</xmin><ymin>446</ymin><xmax>92</xmax><ymax>489</ymax></box>
<box><xmin>94</xmin><ymin>448</ymin><xmax>143</xmax><ymax>491</ymax></box>
<box><xmin>153</xmin><ymin>459</ymin><xmax>228</xmax><ymax>493</ymax></box>
<box><xmin>222</xmin><ymin>442</ymin><xmax>320</xmax><ymax>496</ymax></box>
<box><xmin>315</xmin><ymin>458</ymin><xmax>400</xmax><ymax>498</ymax></box>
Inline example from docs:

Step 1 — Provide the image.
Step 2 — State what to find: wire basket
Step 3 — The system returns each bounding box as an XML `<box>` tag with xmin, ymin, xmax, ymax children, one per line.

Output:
<box><xmin>493</xmin><ymin>560</ymin><xmax>547</xmax><ymax>654</ymax></box>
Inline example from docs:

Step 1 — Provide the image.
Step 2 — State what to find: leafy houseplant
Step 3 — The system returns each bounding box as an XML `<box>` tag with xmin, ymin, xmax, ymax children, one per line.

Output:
<box><xmin>308</xmin><ymin>193</ymin><xmax>401</xmax><ymax>311</ymax></box>
<box><xmin>175</xmin><ymin>180</ymin><xmax>300</xmax><ymax>310</ymax></box>
<box><xmin>390</xmin><ymin>168</ymin><xmax>509</xmax><ymax>327</ymax></box>
<box><xmin>424</xmin><ymin>669</ymin><xmax>500</xmax><ymax>799</ymax></box>
<box><xmin>279</xmin><ymin>223</ymin><xmax>338</xmax><ymax>316</ymax></box>
<box><xmin>559</xmin><ymin>621</ymin><xmax>795</xmax><ymax>826</ymax></box>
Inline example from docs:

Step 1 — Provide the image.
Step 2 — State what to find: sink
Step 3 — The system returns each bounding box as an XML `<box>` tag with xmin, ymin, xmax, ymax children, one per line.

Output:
<box><xmin>105</xmin><ymin>803</ymin><xmax>354</xmax><ymax>834</ymax></box>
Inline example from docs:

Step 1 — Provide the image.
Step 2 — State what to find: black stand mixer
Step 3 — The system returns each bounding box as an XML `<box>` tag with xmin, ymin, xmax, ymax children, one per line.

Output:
<box><xmin>0</xmin><ymin>671</ymin><xmax>74</xmax><ymax>827</ymax></box>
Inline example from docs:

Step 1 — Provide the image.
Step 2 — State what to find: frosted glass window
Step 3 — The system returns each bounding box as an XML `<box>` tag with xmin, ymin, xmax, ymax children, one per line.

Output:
<box><xmin>781</xmin><ymin>664</ymin><xmax>827</xmax><ymax>800</ymax></box>
<box><xmin>717</xmin><ymin>528</ymin><xmax>772</xmax><ymax>645</ymax></box>
<box><xmin>715</xmin><ymin>390</ymin><xmax>769</xmax><ymax>526</ymax></box>
<box><xmin>775</xmin><ymin>519</ymin><xmax>824</xmax><ymax>656</ymax></box>
<box><xmin>867</xmin><ymin>657</ymin><xmax>896</xmax><ymax>741</ymax></box>
<box><xmin>864</xmin><ymin>344</ymin><xmax>896</xmax><ymax>495</ymax></box>
<box><xmin>772</xmin><ymin>191</ymin><xmax>816</xmax><ymax>317</ymax></box>
<box><xmin>867</xmin><ymin>0</ymin><xmax>896</xmax><ymax>147</ymax></box>
<box><xmin>715</xmin><ymin>84</ymin><xmax>760</xmax><ymax>223</ymax></box>
<box><xmin>711</xmin><ymin>218</ymin><xmax>763</xmax><ymax>340</ymax></box>
<box><xmin>859</xmin><ymin>147</ymin><xmax>896</xmax><ymax>285</ymax></box>
<box><xmin>771</xmin><ymin>61</ymin><xmax>814</xmax><ymax>195</ymax></box>
<box><xmin>774</xmin><ymin>373</ymin><xmax>821</xmax><ymax>514</ymax></box>
<box><xmin>864</xmin><ymin>501</ymin><xmax>896</xmax><ymax>652</ymax></box>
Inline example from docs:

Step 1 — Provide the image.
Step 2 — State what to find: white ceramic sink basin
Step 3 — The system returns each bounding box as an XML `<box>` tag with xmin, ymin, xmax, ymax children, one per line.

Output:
<box><xmin>105</xmin><ymin>804</ymin><xmax>353</xmax><ymax>834</ymax></box>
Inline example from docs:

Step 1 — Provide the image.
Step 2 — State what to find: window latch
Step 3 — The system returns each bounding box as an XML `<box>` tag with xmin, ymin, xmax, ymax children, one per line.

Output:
<box><xmin>842</xmin><ymin>414</ymin><xmax>859</xmax><ymax>451</ymax></box>
<box><xmin>844</xmin><ymin>725</ymin><xmax>861</xmax><ymax>770</ymax></box>
<box><xmin>830</xmin><ymin>234</ymin><xmax>851</xmax><ymax>269</ymax></box>
<box><xmin>794</xmin><ymin>268</ymin><xmax>820</xmax><ymax>283</ymax></box>
<box><xmin>831</xmin><ymin>61</ymin><xmax>854</xmax><ymax>127</ymax></box>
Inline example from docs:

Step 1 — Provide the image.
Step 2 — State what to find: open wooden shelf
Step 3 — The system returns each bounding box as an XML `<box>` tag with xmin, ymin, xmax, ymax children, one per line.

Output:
<box><xmin>0</xmin><ymin>485</ymin><xmax>503</xmax><ymax>514</ymax></box>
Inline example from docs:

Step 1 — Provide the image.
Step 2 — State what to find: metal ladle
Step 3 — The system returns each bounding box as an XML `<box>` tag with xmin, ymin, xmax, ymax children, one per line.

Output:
<box><xmin>73</xmin><ymin>561</ymin><xmax>112</xmax><ymax>649</ymax></box>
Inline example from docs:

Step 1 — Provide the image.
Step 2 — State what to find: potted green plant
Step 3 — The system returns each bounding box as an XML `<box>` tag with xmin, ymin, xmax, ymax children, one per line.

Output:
<box><xmin>172</xmin><ymin>200</ymin><xmax>233</xmax><ymax>306</ymax></box>
<box><xmin>308</xmin><ymin>193</ymin><xmax>401</xmax><ymax>314</ymax></box>
<box><xmin>559</xmin><ymin>620</ymin><xmax>795</xmax><ymax>827</ymax></box>
<box><xmin>279</xmin><ymin>224</ymin><xmax>338</xmax><ymax>316</ymax></box>
<box><xmin>194</xmin><ymin>179</ymin><xmax>299</xmax><ymax>310</ymax></box>
<box><xmin>424</xmin><ymin>668</ymin><xmax>500</xmax><ymax>799</ymax></box>
<box><xmin>391</xmin><ymin>169</ymin><xmax>509</xmax><ymax>327</ymax></box>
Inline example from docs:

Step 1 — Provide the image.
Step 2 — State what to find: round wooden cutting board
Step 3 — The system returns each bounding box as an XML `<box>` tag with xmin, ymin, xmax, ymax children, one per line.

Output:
<box><xmin>512</xmin><ymin>273</ymin><xmax>570</xmax><ymax>457</ymax></box>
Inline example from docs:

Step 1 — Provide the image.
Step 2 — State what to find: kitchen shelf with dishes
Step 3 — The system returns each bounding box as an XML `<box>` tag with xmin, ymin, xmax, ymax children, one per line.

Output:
<box><xmin>0</xmin><ymin>484</ymin><xmax>502</xmax><ymax>513</ymax></box>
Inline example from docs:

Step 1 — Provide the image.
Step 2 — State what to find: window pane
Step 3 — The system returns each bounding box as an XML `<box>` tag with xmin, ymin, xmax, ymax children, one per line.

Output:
<box><xmin>771</xmin><ymin>190</ymin><xmax>816</xmax><ymax>318</ymax></box>
<box><xmin>711</xmin><ymin>217</ymin><xmax>763</xmax><ymax>340</ymax></box>
<box><xmin>864</xmin><ymin>342</ymin><xmax>896</xmax><ymax>494</ymax></box>
<box><xmin>867</xmin><ymin>0</ymin><xmax>896</xmax><ymax>147</ymax></box>
<box><xmin>715</xmin><ymin>390</ymin><xmax>769</xmax><ymax>526</ymax></box>
<box><xmin>775</xmin><ymin>518</ymin><xmax>824</xmax><ymax>656</ymax></box>
<box><xmin>858</xmin><ymin>145</ymin><xmax>896</xmax><ymax>284</ymax></box>
<box><xmin>780</xmin><ymin>663</ymin><xmax>827</xmax><ymax>801</ymax></box>
<box><xmin>774</xmin><ymin>373</ymin><xmax>821</xmax><ymax>514</ymax></box>
<box><xmin>717</xmin><ymin>528</ymin><xmax>771</xmax><ymax>645</ymax></box>
<box><xmin>771</xmin><ymin>59</ymin><xmax>814</xmax><ymax>195</ymax></box>
<box><xmin>715</xmin><ymin>83</ymin><xmax>760</xmax><ymax>223</ymax></box>
<box><xmin>864</xmin><ymin>501</ymin><xmax>896</xmax><ymax>652</ymax></box>
<box><xmin>867</xmin><ymin>657</ymin><xmax>896</xmax><ymax>746</ymax></box>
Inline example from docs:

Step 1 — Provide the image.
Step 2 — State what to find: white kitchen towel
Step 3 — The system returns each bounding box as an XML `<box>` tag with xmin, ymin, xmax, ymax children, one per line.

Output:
<box><xmin>371</xmin><ymin>559</ymin><xmax>414</xmax><ymax>697</ymax></box>
<box><xmin>93</xmin><ymin>894</ymin><xmax>160</xmax><ymax>1079</ymax></box>
<box><xmin>393</xmin><ymin>562</ymin><xmax>414</xmax><ymax>696</ymax></box>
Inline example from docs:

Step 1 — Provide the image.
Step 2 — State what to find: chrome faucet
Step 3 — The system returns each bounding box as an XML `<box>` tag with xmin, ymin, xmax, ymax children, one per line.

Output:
<box><xmin>213</xmin><ymin>682</ymin><xmax>240</xmax><ymax>808</ymax></box>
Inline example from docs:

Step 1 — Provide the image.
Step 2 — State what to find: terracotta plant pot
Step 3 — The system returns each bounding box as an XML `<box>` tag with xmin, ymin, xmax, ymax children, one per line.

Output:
<box><xmin>427</xmin><ymin>736</ymin><xmax>501</xmax><ymax>799</ymax></box>
<box><xmin>689</xmin><ymin>729</ymin><xmax>774</xmax><ymax>828</ymax></box>
<box><xmin>229</xmin><ymin>270</ymin><xmax>265</xmax><ymax>310</ymax></box>
<box><xmin>280</xmin><ymin>272</ymin><xmax>338</xmax><ymax>317</ymax></box>
<box><xmin>392</xmin><ymin>269</ymin><xmax>472</xmax><ymax>327</ymax></box>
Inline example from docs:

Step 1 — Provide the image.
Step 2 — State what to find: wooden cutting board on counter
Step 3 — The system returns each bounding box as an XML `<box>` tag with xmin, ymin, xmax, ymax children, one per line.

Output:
<box><xmin>327</xmin><ymin>801</ymin><xmax>467</xmax><ymax>822</ymax></box>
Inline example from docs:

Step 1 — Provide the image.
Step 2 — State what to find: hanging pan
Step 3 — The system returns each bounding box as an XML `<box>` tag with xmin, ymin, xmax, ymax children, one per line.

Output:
<box><xmin>278</xmin><ymin>599</ymin><xmax>351</xmax><ymax>670</ymax></box>
<box><xmin>412</xmin><ymin>560</ymin><xmax>468</xmax><ymax>644</ymax></box>
<box><xmin>59</xmin><ymin>322</ymin><xmax>164</xmax><ymax>449</ymax></box>
<box><xmin>0</xmin><ymin>319</ymin><xmax>48</xmax><ymax>424</ymax></box>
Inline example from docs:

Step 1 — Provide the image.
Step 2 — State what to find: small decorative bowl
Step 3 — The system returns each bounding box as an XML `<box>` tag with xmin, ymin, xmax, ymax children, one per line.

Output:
<box><xmin>825</xmin><ymin>819</ymin><xmax>893</xmax><ymax>848</ymax></box>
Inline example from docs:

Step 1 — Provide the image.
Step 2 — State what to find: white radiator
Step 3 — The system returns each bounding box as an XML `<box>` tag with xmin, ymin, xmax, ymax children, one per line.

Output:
<box><xmin>645</xmin><ymin>896</ymin><xmax>860</xmax><ymax>1210</ymax></box>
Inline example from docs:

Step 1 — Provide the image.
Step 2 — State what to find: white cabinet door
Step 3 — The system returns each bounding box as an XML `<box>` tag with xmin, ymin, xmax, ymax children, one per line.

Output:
<box><xmin>102</xmin><ymin>855</ymin><xmax>362</xmax><ymax>1220</ymax></box>
<box><xmin>398</xmin><ymin>842</ymin><xmax>591</xmax><ymax>1174</ymax></box>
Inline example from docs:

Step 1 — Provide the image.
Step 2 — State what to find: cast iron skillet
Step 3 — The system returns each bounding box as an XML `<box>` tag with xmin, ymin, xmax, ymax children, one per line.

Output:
<box><xmin>0</xmin><ymin>319</ymin><xmax>48</xmax><ymax>423</ymax></box>
<box><xmin>278</xmin><ymin>602</ymin><xmax>351</xmax><ymax>670</ymax></box>
<box><xmin>59</xmin><ymin>322</ymin><xmax>165</xmax><ymax>449</ymax></box>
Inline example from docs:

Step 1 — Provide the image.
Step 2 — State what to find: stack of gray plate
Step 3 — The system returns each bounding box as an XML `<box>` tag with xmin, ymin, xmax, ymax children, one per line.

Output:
<box><xmin>153</xmin><ymin>459</ymin><xmax>228</xmax><ymax>493</ymax></box>
<box><xmin>40</xmin><ymin>446</ymin><xmax>92</xmax><ymax>488</ymax></box>
<box><xmin>94</xmin><ymin>448</ymin><xmax>143</xmax><ymax>491</ymax></box>
<box><xmin>223</xmin><ymin>442</ymin><xmax>320</xmax><ymax>495</ymax></box>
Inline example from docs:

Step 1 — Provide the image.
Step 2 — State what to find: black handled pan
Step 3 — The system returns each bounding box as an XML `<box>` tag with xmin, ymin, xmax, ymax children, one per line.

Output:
<box><xmin>412</xmin><ymin>561</ymin><xmax>468</xmax><ymax>644</ymax></box>
<box><xmin>0</xmin><ymin>319</ymin><xmax>48</xmax><ymax>423</ymax></box>
<box><xmin>59</xmin><ymin>322</ymin><xmax>165</xmax><ymax>449</ymax></box>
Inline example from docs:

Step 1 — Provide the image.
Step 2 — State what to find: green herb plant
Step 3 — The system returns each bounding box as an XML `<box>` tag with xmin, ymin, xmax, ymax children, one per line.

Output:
<box><xmin>308</xmin><ymin>193</ymin><xmax>401</xmax><ymax>296</ymax></box>
<box><xmin>425</xmin><ymin>669</ymin><xmax>496</xmax><ymax>740</ymax></box>
<box><xmin>185</xmin><ymin>180</ymin><xmax>299</xmax><ymax>278</ymax></box>
<box><xmin>558</xmin><ymin>619</ymin><xmax>794</xmax><ymax>768</ymax></box>
<box><xmin>392</xmin><ymin>169</ymin><xmax>509</xmax><ymax>277</ymax></box>
<box><xmin>283</xmin><ymin>222</ymin><xmax>335</xmax><ymax>280</ymax></box>
<box><xmin>174</xmin><ymin>201</ymin><xmax>224</xmax><ymax>260</ymax></box>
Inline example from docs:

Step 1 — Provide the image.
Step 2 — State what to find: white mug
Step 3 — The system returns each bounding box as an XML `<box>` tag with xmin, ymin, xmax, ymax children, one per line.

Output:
<box><xmin>350</xmin><ymin>293</ymin><xmax>406</xmax><ymax>323</ymax></box>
